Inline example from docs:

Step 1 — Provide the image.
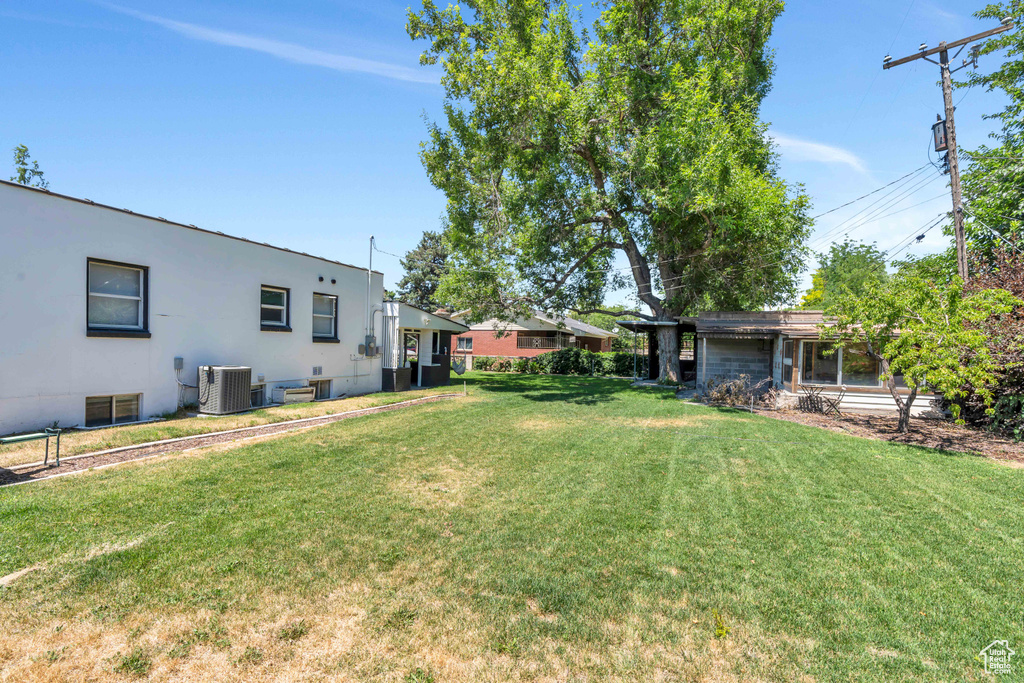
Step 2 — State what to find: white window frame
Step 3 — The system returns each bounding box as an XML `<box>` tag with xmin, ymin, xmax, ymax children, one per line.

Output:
<box><xmin>798</xmin><ymin>341</ymin><xmax>883</xmax><ymax>388</ymax></box>
<box><xmin>312</xmin><ymin>293</ymin><xmax>338</xmax><ymax>339</ymax></box>
<box><xmin>84</xmin><ymin>393</ymin><xmax>143</xmax><ymax>427</ymax></box>
<box><xmin>456</xmin><ymin>337</ymin><xmax>473</xmax><ymax>352</ymax></box>
<box><xmin>88</xmin><ymin>261</ymin><xmax>145</xmax><ymax>330</ymax></box>
<box><xmin>261</xmin><ymin>286</ymin><xmax>289</xmax><ymax>328</ymax></box>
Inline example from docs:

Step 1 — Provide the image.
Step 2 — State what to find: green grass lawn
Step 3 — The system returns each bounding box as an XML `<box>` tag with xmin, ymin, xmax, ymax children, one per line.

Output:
<box><xmin>1</xmin><ymin>372</ymin><xmax>1022</xmax><ymax>681</ymax></box>
<box><xmin>0</xmin><ymin>384</ymin><xmax>460</xmax><ymax>469</ymax></box>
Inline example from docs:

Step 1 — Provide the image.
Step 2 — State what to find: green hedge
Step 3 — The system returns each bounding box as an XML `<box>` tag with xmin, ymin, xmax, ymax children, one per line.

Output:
<box><xmin>473</xmin><ymin>349</ymin><xmax>647</xmax><ymax>377</ymax></box>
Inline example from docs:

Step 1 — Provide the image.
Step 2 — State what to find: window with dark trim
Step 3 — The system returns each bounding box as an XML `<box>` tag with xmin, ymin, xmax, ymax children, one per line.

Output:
<box><xmin>87</xmin><ymin>259</ymin><xmax>150</xmax><ymax>338</ymax></box>
<box><xmin>312</xmin><ymin>293</ymin><xmax>338</xmax><ymax>341</ymax></box>
<box><xmin>261</xmin><ymin>285</ymin><xmax>291</xmax><ymax>331</ymax></box>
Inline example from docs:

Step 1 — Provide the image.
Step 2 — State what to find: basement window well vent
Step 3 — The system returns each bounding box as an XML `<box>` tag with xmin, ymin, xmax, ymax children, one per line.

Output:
<box><xmin>85</xmin><ymin>394</ymin><xmax>141</xmax><ymax>427</ymax></box>
<box><xmin>250</xmin><ymin>384</ymin><xmax>265</xmax><ymax>408</ymax></box>
<box><xmin>310</xmin><ymin>379</ymin><xmax>331</xmax><ymax>400</ymax></box>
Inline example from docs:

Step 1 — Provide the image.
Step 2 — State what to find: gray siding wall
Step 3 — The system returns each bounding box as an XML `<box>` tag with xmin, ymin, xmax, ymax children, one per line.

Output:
<box><xmin>700</xmin><ymin>339</ymin><xmax>772</xmax><ymax>390</ymax></box>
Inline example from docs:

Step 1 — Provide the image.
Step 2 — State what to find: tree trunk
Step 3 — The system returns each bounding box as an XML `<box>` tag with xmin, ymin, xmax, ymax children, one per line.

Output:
<box><xmin>879</xmin><ymin>356</ymin><xmax>915</xmax><ymax>433</ymax></box>
<box><xmin>656</xmin><ymin>325</ymin><xmax>680</xmax><ymax>383</ymax></box>
<box><xmin>897</xmin><ymin>386</ymin><xmax>918</xmax><ymax>434</ymax></box>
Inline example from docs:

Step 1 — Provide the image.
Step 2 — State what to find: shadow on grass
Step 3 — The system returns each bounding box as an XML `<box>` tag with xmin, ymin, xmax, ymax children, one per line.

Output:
<box><xmin>463</xmin><ymin>373</ymin><xmax>681</xmax><ymax>405</ymax></box>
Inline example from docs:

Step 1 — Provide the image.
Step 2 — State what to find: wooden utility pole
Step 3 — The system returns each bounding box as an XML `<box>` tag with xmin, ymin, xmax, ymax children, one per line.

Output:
<box><xmin>883</xmin><ymin>19</ymin><xmax>1015</xmax><ymax>279</ymax></box>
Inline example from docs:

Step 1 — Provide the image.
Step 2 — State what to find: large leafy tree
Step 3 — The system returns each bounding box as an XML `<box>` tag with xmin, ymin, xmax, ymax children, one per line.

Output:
<box><xmin>10</xmin><ymin>145</ymin><xmax>48</xmax><ymax>189</ymax></box>
<box><xmin>407</xmin><ymin>0</ymin><xmax>811</xmax><ymax>381</ymax></box>
<box><xmin>799</xmin><ymin>240</ymin><xmax>889</xmax><ymax>309</ymax></box>
<box><xmin>957</xmin><ymin>2</ymin><xmax>1023</xmax><ymax>257</ymax></box>
<box><xmin>825</xmin><ymin>272</ymin><xmax>1019</xmax><ymax>433</ymax></box>
<box><xmin>396</xmin><ymin>230</ymin><xmax>450</xmax><ymax>311</ymax></box>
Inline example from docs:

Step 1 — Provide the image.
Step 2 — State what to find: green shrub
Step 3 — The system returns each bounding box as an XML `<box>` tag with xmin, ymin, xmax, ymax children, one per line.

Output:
<box><xmin>530</xmin><ymin>350</ymin><xmax>646</xmax><ymax>377</ymax></box>
<box><xmin>991</xmin><ymin>394</ymin><xmax>1024</xmax><ymax>441</ymax></box>
<box><xmin>474</xmin><ymin>351</ymin><xmax>646</xmax><ymax>377</ymax></box>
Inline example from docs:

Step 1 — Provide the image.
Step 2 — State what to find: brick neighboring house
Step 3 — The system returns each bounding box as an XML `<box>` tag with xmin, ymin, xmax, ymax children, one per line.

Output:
<box><xmin>449</xmin><ymin>311</ymin><xmax>617</xmax><ymax>360</ymax></box>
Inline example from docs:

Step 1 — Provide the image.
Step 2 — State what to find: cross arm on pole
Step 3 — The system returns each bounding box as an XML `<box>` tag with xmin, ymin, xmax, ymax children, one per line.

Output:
<box><xmin>883</xmin><ymin>21</ymin><xmax>1014</xmax><ymax>69</ymax></box>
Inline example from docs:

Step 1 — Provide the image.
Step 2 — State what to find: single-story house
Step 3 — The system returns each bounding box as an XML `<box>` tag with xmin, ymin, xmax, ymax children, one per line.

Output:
<box><xmin>449</xmin><ymin>310</ymin><xmax>617</xmax><ymax>360</ymax></box>
<box><xmin>0</xmin><ymin>179</ymin><xmax>395</xmax><ymax>434</ymax></box>
<box><xmin>380</xmin><ymin>302</ymin><xmax>469</xmax><ymax>391</ymax></box>
<box><xmin>618</xmin><ymin>311</ymin><xmax>942</xmax><ymax>416</ymax></box>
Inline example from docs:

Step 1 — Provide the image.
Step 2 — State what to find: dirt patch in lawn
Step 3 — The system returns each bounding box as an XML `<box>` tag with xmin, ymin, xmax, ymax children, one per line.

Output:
<box><xmin>390</xmin><ymin>460</ymin><xmax>490</xmax><ymax>511</ymax></box>
<box><xmin>608</xmin><ymin>415</ymin><xmax>732</xmax><ymax>429</ymax></box>
<box><xmin>764</xmin><ymin>409</ymin><xmax>1024</xmax><ymax>465</ymax></box>
<box><xmin>1</xmin><ymin>577</ymin><xmax>827</xmax><ymax>683</ymax></box>
<box><xmin>516</xmin><ymin>418</ymin><xmax>563</xmax><ymax>431</ymax></box>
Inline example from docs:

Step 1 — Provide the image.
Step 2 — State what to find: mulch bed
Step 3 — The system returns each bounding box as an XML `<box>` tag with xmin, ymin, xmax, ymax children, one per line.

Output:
<box><xmin>0</xmin><ymin>394</ymin><xmax>460</xmax><ymax>487</ymax></box>
<box><xmin>761</xmin><ymin>409</ymin><xmax>1024</xmax><ymax>465</ymax></box>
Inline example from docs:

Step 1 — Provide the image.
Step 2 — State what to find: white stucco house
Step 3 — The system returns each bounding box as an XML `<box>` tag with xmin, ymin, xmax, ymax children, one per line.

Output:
<box><xmin>0</xmin><ymin>180</ymin><xmax>387</xmax><ymax>435</ymax></box>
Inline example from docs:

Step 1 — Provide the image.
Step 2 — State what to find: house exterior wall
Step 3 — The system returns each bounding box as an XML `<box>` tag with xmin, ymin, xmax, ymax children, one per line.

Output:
<box><xmin>698</xmin><ymin>338</ymin><xmax>773</xmax><ymax>392</ymax></box>
<box><xmin>452</xmin><ymin>330</ymin><xmax>542</xmax><ymax>357</ymax></box>
<box><xmin>0</xmin><ymin>183</ymin><xmax>384</xmax><ymax>435</ymax></box>
<box><xmin>451</xmin><ymin>330</ymin><xmax>610</xmax><ymax>358</ymax></box>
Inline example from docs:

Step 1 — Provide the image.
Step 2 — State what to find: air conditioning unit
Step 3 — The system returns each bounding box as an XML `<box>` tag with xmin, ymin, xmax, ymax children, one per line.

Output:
<box><xmin>272</xmin><ymin>386</ymin><xmax>316</xmax><ymax>405</ymax></box>
<box><xmin>197</xmin><ymin>365</ymin><xmax>252</xmax><ymax>414</ymax></box>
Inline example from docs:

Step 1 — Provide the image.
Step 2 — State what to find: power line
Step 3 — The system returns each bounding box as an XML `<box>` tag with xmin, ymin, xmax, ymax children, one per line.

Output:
<box><xmin>888</xmin><ymin>0</ymin><xmax>917</xmax><ymax>54</ymax></box>
<box><xmin>810</xmin><ymin>164</ymin><xmax>930</xmax><ymax>220</ymax></box>
<box><xmin>809</xmin><ymin>168</ymin><xmax>941</xmax><ymax>249</ymax></box>
<box><xmin>808</xmin><ymin>166</ymin><xmax>932</xmax><ymax>247</ymax></box>
<box><xmin>960</xmin><ymin>206</ymin><xmax>1024</xmax><ymax>255</ymax></box>
<box><xmin>818</xmin><ymin>172</ymin><xmax>944</xmax><ymax>246</ymax></box>
<box><xmin>885</xmin><ymin>213</ymin><xmax>947</xmax><ymax>262</ymax></box>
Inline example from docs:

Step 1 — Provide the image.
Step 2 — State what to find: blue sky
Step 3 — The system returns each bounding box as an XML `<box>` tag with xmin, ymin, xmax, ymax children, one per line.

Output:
<box><xmin>0</xmin><ymin>0</ymin><xmax>1010</xmax><ymax>308</ymax></box>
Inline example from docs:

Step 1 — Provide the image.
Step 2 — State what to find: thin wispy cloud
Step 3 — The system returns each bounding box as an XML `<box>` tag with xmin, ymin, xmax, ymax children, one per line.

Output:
<box><xmin>99</xmin><ymin>3</ymin><xmax>436</xmax><ymax>85</ymax></box>
<box><xmin>771</xmin><ymin>132</ymin><xmax>869</xmax><ymax>175</ymax></box>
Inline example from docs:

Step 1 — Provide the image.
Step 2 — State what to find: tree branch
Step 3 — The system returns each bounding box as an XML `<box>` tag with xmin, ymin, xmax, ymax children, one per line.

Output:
<box><xmin>570</xmin><ymin>307</ymin><xmax>654</xmax><ymax>321</ymax></box>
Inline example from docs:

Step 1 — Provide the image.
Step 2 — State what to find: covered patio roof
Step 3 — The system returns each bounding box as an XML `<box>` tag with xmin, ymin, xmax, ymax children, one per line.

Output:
<box><xmin>615</xmin><ymin>319</ymin><xmax>697</xmax><ymax>334</ymax></box>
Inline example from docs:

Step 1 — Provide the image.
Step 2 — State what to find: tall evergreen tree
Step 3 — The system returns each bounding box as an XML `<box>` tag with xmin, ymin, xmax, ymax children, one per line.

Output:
<box><xmin>407</xmin><ymin>0</ymin><xmax>811</xmax><ymax>382</ymax></box>
<box><xmin>396</xmin><ymin>230</ymin><xmax>450</xmax><ymax>311</ymax></box>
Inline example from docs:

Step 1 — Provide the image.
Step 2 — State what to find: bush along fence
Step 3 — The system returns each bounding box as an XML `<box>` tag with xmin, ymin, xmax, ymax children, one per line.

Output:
<box><xmin>473</xmin><ymin>349</ymin><xmax>649</xmax><ymax>378</ymax></box>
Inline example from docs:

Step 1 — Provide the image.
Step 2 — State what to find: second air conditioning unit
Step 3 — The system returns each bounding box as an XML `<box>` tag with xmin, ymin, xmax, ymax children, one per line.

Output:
<box><xmin>272</xmin><ymin>386</ymin><xmax>316</xmax><ymax>405</ymax></box>
<box><xmin>197</xmin><ymin>365</ymin><xmax>252</xmax><ymax>415</ymax></box>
